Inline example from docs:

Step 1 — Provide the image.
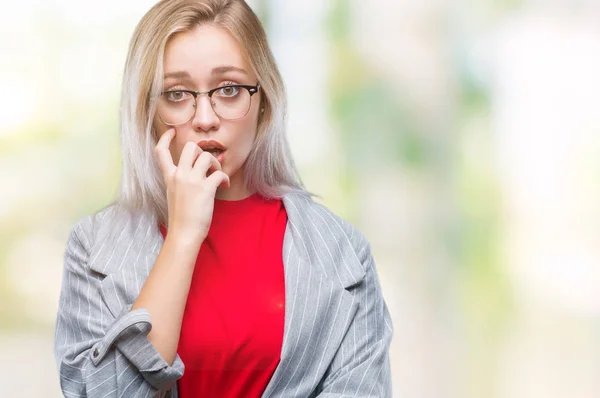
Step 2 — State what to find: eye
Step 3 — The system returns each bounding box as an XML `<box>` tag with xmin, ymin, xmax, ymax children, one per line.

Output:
<box><xmin>165</xmin><ymin>90</ymin><xmax>191</xmax><ymax>102</ymax></box>
<box><xmin>215</xmin><ymin>85</ymin><xmax>240</xmax><ymax>98</ymax></box>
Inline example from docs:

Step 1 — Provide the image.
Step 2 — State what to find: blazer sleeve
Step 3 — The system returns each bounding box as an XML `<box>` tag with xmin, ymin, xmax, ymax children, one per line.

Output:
<box><xmin>54</xmin><ymin>218</ymin><xmax>184</xmax><ymax>397</ymax></box>
<box><xmin>317</xmin><ymin>239</ymin><xmax>394</xmax><ymax>397</ymax></box>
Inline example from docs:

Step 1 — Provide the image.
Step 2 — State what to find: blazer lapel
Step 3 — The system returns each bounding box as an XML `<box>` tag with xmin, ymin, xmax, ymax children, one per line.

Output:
<box><xmin>88</xmin><ymin>208</ymin><xmax>161</xmax><ymax>318</ymax></box>
<box><xmin>262</xmin><ymin>194</ymin><xmax>365</xmax><ymax>397</ymax></box>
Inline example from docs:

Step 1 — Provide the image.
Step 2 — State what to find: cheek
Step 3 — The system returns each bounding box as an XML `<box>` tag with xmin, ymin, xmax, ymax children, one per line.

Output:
<box><xmin>157</xmin><ymin>123</ymin><xmax>192</xmax><ymax>166</ymax></box>
<box><xmin>167</xmin><ymin>136</ymin><xmax>187</xmax><ymax>166</ymax></box>
<box><xmin>173</xmin><ymin>137</ymin><xmax>191</xmax><ymax>166</ymax></box>
<box><xmin>221</xmin><ymin>125</ymin><xmax>254</xmax><ymax>170</ymax></box>
<box><xmin>246</xmin><ymin>110</ymin><xmax>261</xmax><ymax>141</ymax></box>
<box><xmin>238</xmin><ymin>122</ymin><xmax>258</xmax><ymax>154</ymax></box>
<box><xmin>170</xmin><ymin>146</ymin><xmax>181</xmax><ymax>165</ymax></box>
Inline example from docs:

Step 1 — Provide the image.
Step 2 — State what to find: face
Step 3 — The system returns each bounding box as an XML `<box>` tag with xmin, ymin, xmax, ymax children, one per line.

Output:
<box><xmin>154</xmin><ymin>23</ymin><xmax>261</xmax><ymax>200</ymax></box>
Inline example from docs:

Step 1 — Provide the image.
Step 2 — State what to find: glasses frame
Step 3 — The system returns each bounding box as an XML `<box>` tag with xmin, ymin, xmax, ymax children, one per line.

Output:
<box><xmin>158</xmin><ymin>83</ymin><xmax>261</xmax><ymax>125</ymax></box>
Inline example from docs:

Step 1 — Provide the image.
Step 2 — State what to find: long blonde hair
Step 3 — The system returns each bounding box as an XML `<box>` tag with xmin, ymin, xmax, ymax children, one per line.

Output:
<box><xmin>115</xmin><ymin>0</ymin><xmax>311</xmax><ymax>225</ymax></box>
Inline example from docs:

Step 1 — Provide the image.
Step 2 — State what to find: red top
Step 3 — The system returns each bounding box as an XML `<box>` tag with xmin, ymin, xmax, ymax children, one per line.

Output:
<box><xmin>159</xmin><ymin>193</ymin><xmax>287</xmax><ymax>398</ymax></box>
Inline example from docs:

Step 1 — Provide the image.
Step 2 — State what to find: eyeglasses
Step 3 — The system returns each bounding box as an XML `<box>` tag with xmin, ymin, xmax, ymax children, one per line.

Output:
<box><xmin>157</xmin><ymin>83</ymin><xmax>260</xmax><ymax>125</ymax></box>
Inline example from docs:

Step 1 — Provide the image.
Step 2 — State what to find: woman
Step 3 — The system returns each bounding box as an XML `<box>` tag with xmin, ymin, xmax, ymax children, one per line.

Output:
<box><xmin>54</xmin><ymin>0</ymin><xmax>393</xmax><ymax>397</ymax></box>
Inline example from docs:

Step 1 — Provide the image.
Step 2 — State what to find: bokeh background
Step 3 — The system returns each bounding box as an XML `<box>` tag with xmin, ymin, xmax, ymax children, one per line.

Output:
<box><xmin>1</xmin><ymin>0</ymin><xmax>600</xmax><ymax>397</ymax></box>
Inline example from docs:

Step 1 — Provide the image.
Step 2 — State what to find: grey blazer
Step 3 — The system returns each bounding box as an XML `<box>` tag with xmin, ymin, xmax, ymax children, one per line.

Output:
<box><xmin>54</xmin><ymin>193</ymin><xmax>393</xmax><ymax>397</ymax></box>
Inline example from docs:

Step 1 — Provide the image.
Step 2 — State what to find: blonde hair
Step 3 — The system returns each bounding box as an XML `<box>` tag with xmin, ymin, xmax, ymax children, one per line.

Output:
<box><xmin>115</xmin><ymin>0</ymin><xmax>312</xmax><ymax>226</ymax></box>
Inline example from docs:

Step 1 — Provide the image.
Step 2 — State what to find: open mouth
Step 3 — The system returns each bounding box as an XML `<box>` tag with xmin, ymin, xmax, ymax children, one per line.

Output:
<box><xmin>203</xmin><ymin>148</ymin><xmax>224</xmax><ymax>157</ymax></box>
<box><xmin>202</xmin><ymin>148</ymin><xmax>225</xmax><ymax>164</ymax></box>
<box><xmin>197</xmin><ymin>140</ymin><xmax>226</xmax><ymax>163</ymax></box>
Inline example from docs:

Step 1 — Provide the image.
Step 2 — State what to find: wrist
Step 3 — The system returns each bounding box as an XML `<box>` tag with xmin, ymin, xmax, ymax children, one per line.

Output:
<box><xmin>164</xmin><ymin>228</ymin><xmax>204</xmax><ymax>251</ymax></box>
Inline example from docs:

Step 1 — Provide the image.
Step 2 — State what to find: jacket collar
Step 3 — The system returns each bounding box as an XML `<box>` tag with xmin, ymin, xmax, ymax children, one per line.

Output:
<box><xmin>89</xmin><ymin>193</ymin><xmax>365</xmax><ymax>288</ymax></box>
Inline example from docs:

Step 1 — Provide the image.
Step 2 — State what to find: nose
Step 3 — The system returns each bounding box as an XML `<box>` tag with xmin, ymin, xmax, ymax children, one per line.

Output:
<box><xmin>191</xmin><ymin>94</ymin><xmax>220</xmax><ymax>132</ymax></box>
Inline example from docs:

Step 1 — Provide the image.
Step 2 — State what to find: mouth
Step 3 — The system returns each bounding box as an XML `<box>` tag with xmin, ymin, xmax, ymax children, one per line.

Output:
<box><xmin>197</xmin><ymin>140</ymin><xmax>226</xmax><ymax>163</ymax></box>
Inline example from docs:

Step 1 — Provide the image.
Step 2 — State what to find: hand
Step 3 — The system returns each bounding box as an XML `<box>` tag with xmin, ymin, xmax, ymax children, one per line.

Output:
<box><xmin>154</xmin><ymin>128</ymin><xmax>230</xmax><ymax>243</ymax></box>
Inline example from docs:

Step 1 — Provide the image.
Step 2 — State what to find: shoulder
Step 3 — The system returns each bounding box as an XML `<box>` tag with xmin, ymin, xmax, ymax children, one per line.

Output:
<box><xmin>65</xmin><ymin>203</ymin><xmax>156</xmax><ymax>276</ymax></box>
<box><xmin>68</xmin><ymin>203</ymin><xmax>115</xmax><ymax>241</ymax></box>
<box><xmin>67</xmin><ymin>202</ymin><xmax>142</xmax><ymax>254</ymax></box>
<box><xmin>282</xmin><ymin>193</ymin><xmax>373</xmax><ymax>284</ymax></box>
<box><xmin>283</xmin><ymin>193</ymin><xmax>369</xmax><ymax>249</ymax></box>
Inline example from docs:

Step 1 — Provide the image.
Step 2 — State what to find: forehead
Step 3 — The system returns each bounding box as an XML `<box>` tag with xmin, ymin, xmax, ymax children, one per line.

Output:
<box><xmin>163</xmin><ymin>24</ymin><xmax>253</xmax><ymax>82</ymax></box>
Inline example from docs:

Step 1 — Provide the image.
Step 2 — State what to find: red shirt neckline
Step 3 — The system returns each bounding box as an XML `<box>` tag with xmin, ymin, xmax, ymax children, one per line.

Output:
<box><xmin>212</xmin><ymin>192</ymin><xmax>264</xmax><ymax>215</ymax></box>
<box><xmin>159</xmin><ymin>193</ymin><xmax>267</xmax><ymax>234</ymax></box>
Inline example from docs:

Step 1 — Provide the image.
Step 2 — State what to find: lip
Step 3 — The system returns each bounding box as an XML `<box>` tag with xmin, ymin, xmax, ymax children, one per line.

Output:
<box><xmin>196</xmin><ymin>140</ymin><xmax>226</xmax><ymax>164</ymax></box>
<box><xmin>196</xmin><ymin>140</ymin><xmax>225</xmax><ymax>151</ymax></box>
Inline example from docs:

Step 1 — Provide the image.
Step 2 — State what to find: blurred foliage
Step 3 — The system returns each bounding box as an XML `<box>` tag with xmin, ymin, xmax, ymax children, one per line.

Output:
<box><xmin>326</xmin><ymin>0</ymin><xmax>425</xmax><ymax>172</ymax></box>
<box><xmin>326</xmin><ymin>1</ymin><xmax>517</xmax><ymax>396</ymax></box>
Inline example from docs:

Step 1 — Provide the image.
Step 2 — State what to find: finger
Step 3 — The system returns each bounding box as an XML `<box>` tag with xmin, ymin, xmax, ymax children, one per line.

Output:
<box><xmin>191</xmin><ymin>151</ymin><xmax>222</xmax><ymax>178</ymax></box>
<box><xmin>205</xmin><ymin>170</ymin><xmax>231</xmax><ymax>190</ymax></box>
<box><xmin>178</xmin><ymin>141</ymin><xmax>201</xmax><ymax>170</ymax></box>
<box><xmin>154</xmin><ymin>128</ymin><xmax>177</xmax><ymax>176</ymax></box>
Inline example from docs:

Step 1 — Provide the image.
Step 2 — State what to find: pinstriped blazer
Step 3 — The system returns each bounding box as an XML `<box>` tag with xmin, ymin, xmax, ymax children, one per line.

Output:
<box><xmin>54</xmin><ymin>193</ymin><xmax>393</xmax><ymax>397</ymax></box>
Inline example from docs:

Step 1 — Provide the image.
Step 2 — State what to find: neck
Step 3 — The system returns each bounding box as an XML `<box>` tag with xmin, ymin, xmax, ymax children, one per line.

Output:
<box><xmin>215</xmin><ymin>178</ymin><xmax>255</xmax><ymax>200</ymax></box>
<box><xmin>215</xmin><ymin>163</ymin><xmax>255</xmax><ymax>200</ymax></box>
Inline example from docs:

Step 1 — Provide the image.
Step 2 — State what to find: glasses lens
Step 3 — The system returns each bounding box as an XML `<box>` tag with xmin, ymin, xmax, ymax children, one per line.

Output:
<box><xmin>212</xmin><ymin>86</ymin><xmax>251</xmax><ymax>120</ymax></box>
<box><xmin>157</xmin><ymin>92</ymin><xmax>195</xmax><ymax>126</ymax></box>
<box><xmin>157</xmin><ymin>86</ymin><xmax>253</xmax><ymax>125</ymax></box>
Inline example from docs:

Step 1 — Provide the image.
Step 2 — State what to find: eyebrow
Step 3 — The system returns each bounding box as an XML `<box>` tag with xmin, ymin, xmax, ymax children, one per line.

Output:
<box><xmin>163</xmin><ymin>71</ymin><xmax>192</xmax><ymax>80</ymax></box>
<box><xmin>211</xmin><ymin>66</ymin><xmax>248</xmax><ymax>76</ymax></box>
<box><xmin>163</xmin><ymin>66</ymin><xmax>248</xmax><ymax>80</ymax></box>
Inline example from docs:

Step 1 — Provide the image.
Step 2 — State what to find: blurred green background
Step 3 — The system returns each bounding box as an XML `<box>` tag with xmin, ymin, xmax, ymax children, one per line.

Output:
<box><xmin>2</xmin><ymin>1</ymin><xmax>600</xmax><ymax>397</ymax></box>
